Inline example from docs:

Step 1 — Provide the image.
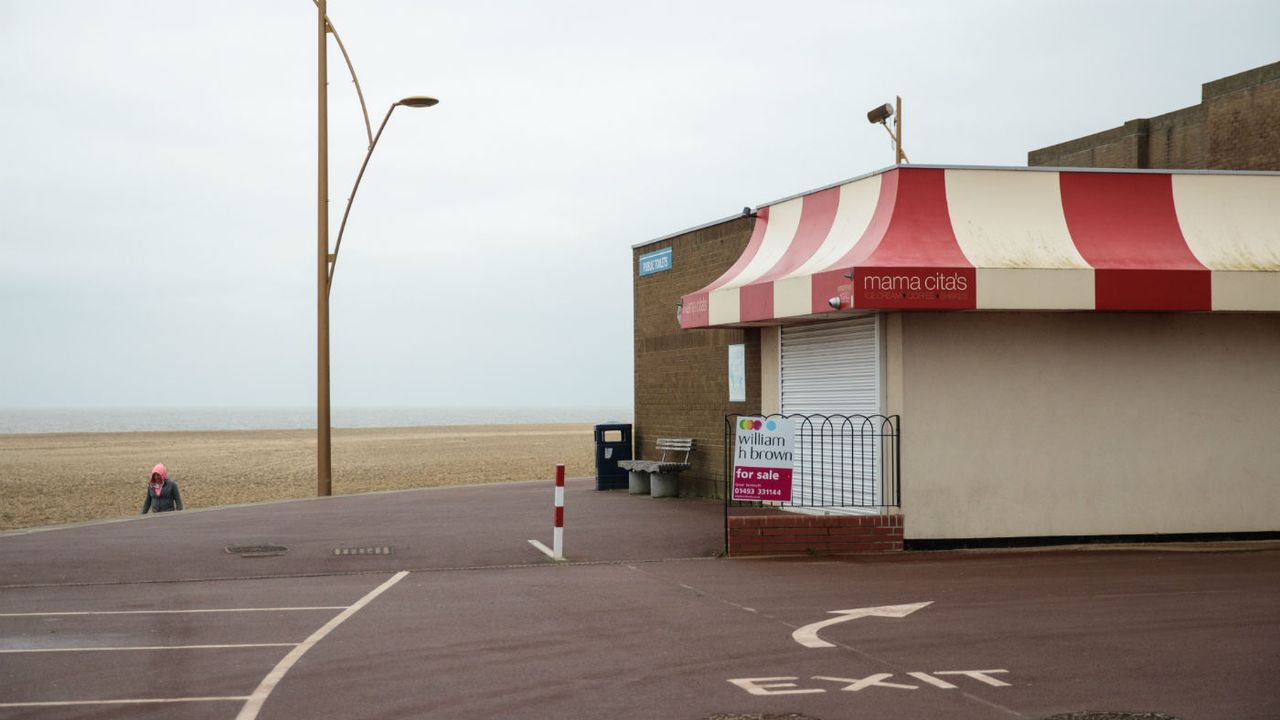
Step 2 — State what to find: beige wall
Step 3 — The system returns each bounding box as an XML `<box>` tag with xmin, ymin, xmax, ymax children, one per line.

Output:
<box><xmin>899</xmin><ymin>312</ymin><xmax>1280</xmax><ymax>539</ymax></box>
<box><xmin>761</xmin><ymin>326</ymin><xmax>780</xmax><ymax>415</ymax></box>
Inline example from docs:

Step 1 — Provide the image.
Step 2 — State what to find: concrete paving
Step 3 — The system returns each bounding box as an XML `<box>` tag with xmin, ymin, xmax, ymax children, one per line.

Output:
<box><xmin>0</xmin><ymin>478</ymin><xmax>725</xmax><ymax>587</ymax></box>
<box><xmin>1</xmin><ymin>479</ymin><xmax>1277</xmax><ymax>720</ymax></box>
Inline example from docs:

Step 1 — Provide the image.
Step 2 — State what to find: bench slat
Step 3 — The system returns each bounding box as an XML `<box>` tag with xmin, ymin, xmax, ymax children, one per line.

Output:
<box><xmin>619</xmin><ymin>438</ymin><xmax>696</xmax><ymax>477</ymax></box>
<box><xmin>650</xmin><ymin>462</ymin><xmax>691</xmax><ymax>472</ymax></box>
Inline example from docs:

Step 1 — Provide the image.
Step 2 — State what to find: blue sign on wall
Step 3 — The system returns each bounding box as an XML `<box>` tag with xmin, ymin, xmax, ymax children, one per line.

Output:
<box><xmin>638</xmin><ymin>247</ymin><xmax>673</xmax><ymax>276</ymax></box>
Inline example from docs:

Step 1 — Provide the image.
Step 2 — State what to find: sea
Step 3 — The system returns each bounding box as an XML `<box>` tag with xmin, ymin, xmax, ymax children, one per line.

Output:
<box><xmin>0</xmin><ymin>406</ymin><xmax>634</xmax><ymax>435</ymax></box>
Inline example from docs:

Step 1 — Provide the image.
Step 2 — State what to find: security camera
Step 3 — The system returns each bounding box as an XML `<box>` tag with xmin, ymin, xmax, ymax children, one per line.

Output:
<box><xmin>866</xmin><ymin>103</ymin><xmax>894</xmax><ymax>124</ymax></box>
<box><xmin>828</xmin><ymin>297</ymin><xmax>842</xmax><ymax>309</ymax></box>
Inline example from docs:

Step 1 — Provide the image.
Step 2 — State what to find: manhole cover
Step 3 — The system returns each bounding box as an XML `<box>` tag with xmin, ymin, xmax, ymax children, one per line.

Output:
<box><xmin>1042</xmin><ymin>714</ymin><xmax>1182</xmax><ymax>720</ymax></box>
<box><xmin>1039</xmin><ymin>707</ymin><xmax>1177</xmax><ymax>712</ymax></box>
<box><xmin>225</xmin><ymin>544</ymin><xmax>288</xmax><ymax>558</ymax></box>
<box><xmin>332</xmin><ymin>546</ymin><xmax>392</xmax><ymax>556</ymax></box>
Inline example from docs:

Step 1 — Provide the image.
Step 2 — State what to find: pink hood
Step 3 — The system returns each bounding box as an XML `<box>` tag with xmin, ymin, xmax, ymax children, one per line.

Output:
<box><xmin>149</xmin><ymin>463</ymin><xmax>168</xmax><ymax>496</ymax></box>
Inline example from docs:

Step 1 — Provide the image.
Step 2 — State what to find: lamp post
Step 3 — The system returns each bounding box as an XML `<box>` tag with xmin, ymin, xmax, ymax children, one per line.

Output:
<box><xmin>316</xmin><ymin>0</ymin><xmax>437</xmax><ymax>496</ymax></box>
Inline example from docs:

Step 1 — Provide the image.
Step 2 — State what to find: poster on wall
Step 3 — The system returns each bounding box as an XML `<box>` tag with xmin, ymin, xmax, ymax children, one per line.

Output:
<box><xmin>728</xmin><ymin>344</ymin><xmax>746</xmax><ymax>402</ymax></box>
<box><xmin>731</xmin><ymin>416</ymin><xmax>796</xmax><ymax>502</ymax></box>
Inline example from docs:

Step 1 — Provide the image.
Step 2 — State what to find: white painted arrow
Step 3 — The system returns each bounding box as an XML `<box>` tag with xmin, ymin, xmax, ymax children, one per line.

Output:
<box><xmin>792</xmin><ymin>601</ymin><xmax>933</xmax><ymax>648</ymax></box>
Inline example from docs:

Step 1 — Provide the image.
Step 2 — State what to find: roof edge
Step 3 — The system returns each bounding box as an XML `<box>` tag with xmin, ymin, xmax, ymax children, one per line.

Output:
<box><xmin>757</xmin><ymin>164</ymin><xmax>1280</xmax><ymax>210</ymax></box>
<box><xmin>635</xmin><ymin>163</ymin><xmax>1280</xmax><ymax>249</ymax></box>
<box><xmin>631</xmin><ymin>212</ymin><xmax>751</xmax><ymax>250</ymax></box>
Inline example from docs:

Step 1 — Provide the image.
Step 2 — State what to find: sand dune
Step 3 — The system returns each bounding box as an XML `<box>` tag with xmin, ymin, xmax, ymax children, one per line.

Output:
<box><xmin>0</xmin><ymin>424</ymin><xmax>597</xmax><ymax>531</ymax></box>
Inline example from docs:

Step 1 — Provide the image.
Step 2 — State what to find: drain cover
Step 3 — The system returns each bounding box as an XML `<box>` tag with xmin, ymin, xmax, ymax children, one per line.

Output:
<box><xmin>332</xmin><ymin>546</ymin><xmax>392</xmax><ymax>556</ymax></box>
<box><xmin>1042</xmin><ymin>714</ymin><xmax>1182</xmax><ymax>720</ymax></box>
<box><xmin>226</xmin><ymin>544</ymin><xmax>288</xmax><ymax>558</ymax></box>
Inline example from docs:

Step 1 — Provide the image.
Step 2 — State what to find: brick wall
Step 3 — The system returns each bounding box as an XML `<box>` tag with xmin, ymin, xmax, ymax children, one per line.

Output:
<box><xmin>1204</xmin><ymin>63</ymin><xmax>1280</xmax><ymax>170</ymax></box>
<box><xmin>632</xmin><ymin>216</ymin><xmax>758</xmax><ymax>498</ymax></box>
<box><xmin>728</xmin><ymin>512</ymin><xmax>905</xmax><ymax>556</ymax></box>
<box><xmin>1029</xmin><ymin>61</ymin><xmax>1279</xmax><ymax>170</ymax></box>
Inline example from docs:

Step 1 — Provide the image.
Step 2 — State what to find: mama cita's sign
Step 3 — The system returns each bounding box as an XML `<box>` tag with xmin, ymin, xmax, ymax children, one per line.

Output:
<box><xmin>731</xmin><ymin>417</ymin><xmax>796</xmax><ymax>502</ymax></box>
<box><xmin>850</xmin><ymin>267</ymin><xmax>975</xmax><ymax>309</ymax></box>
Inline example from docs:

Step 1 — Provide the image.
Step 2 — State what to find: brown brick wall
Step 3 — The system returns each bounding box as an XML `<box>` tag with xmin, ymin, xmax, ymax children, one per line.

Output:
<box><xmin>632</xmin><ymin>216</ymin><xmax>758</xmax><ymax>498</ymax></box>
<box><xmin>1029</xmin><ymin>61</ymin><xmax>1279</xmax><ymax>170</ymax></box>
<box><xmin>728</xmin><ymin>513</ymin><xmax>905</xmax><ymax>556</ymax></box>
<box><xmin>1205</xmin><ymin>64</ymin><xmax>1280</xmax><ymax>170</ymax></box>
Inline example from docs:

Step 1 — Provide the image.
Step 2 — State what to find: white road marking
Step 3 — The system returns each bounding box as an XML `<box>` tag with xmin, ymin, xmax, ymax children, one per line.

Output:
<box><xmin>791</xmin><ymin>601</ymin><xmax>933</xmax><ymax>648</ymax></box>
<box><xmin>907</xmin><ymin>671</ymin><xmax>959</xmax><ymax>689</ymax></box>
<box><xmin>0</xmin><ymin>607</ymin><xmax>345</xmax><ymax>617</ymax></box>
<box><xmin>527</xmin><ymin>539</ymin><xmax>560</xmax><ymax>560</ymax></box>
<box><xmin>727</xmin><ymin>677</ymin><xmax>825</xmax><ymax>696</ymax></box>
<box><xmin>813</xmin><ymin>674</ymin><xmax>919</xmax><ymax>691</ymax></box>
<box><xmin>0</xmin><ymin>696</ymin><xmax>249</xmax><ymax>708</ymax></box>
<box><xmin>729</xmin><ymin>670</ymin><xmax>1015</xmax><ymax>696</ymax></box>
<box><xmin>936</xmin><ymin>669</ymin><xmax>1012</xmax><ymax>687</ymax></box>
<box><xmin>235</xmin><ymin>570</ymin><xmax>409</xmax><ymax>720</ymax></box>
<box><xmin>0</xmin><ymin>643</ymin><xmax>296</xmax><ymax>654</ymax></box>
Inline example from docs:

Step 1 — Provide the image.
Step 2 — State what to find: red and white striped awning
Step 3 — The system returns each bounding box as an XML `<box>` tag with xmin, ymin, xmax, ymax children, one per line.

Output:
<box><xmin>680</xmin><ymin>166</ymin><xmax>1280</xmax><ymax>328</ymax></box>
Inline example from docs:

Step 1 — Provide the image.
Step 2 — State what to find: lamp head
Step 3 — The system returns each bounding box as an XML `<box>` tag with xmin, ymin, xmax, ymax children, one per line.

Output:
<box><xmin>866</xmin><ymin>102</ymin><xmax>894</xmax><ymax>124</ymax></box>
<box><xmin>397</xmin><ymin>96</ymin><xmax>440</xmax><ymax>108</ymax></box>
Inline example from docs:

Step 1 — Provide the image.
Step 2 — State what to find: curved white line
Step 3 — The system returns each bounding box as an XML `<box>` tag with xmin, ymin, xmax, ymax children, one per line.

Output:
<box><xmin>235</xmin><ymin>571</ymin><xmax>409</xmax><ymax>720</ymax></box>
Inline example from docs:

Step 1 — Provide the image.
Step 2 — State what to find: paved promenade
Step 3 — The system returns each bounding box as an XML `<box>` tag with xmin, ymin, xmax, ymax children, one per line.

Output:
<box><xmin>1</xmin><ymin>479</ymin><xmax>1276</xmax><ymax>719</ymax></box>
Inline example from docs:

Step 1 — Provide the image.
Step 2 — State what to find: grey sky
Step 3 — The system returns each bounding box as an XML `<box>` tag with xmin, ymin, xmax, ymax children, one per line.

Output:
<box><xmin>1</xmin><ymin>1</ymin><xmax>1276</xmax><ymax>409</ymax></box>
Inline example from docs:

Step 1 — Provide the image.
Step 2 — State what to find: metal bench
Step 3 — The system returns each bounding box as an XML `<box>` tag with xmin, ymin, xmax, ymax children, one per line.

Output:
<box><xmin>617</xmin><ymin>438</ymin><xmax>695</xmax><ymax>498</ymax></box>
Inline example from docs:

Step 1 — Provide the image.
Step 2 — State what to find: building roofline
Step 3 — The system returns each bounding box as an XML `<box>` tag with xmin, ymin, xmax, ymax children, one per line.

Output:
<box><xmin>759</xmin><ymin>164</ymin><xmax>1280</xmax><ymax>210</ymax></box>
<box><xmin>634</xmin><ymin>163</ymin><xmax>1280</xmax><ymax>248</ymax></box>
<box><xmin>631</xmin><ymin>212</ymin><xmax>751</xmax><ymax>250</ymax></box>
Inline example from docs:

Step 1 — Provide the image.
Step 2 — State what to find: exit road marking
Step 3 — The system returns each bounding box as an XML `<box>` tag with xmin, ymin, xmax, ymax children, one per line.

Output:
<box><xmin>792</xmin><ymin>601</ymin><xmax>933</xmax><ymax>648</ymax></box>
<box><xmin>729</xmin><ymin>670</ymin><xmax>1011</xmax><ymax>695</ymax></box>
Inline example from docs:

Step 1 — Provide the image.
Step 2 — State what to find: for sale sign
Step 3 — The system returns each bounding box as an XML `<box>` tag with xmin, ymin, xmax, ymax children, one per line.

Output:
<box><xmin>731</xmin><ymin>417</ymin><xmax>796</xmax><ymax>502</ymax></box>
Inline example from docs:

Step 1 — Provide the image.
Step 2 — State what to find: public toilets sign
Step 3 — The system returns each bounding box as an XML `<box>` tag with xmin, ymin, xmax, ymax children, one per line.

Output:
<box><xmin>638</xmin><ymin>247</ymin><xmax>672</xmax><ymax>276</ymax></box>
<box><xmin>731</xmin><ymin>417</ymin><xmax>796</xmax><ymax>502</ymax></box>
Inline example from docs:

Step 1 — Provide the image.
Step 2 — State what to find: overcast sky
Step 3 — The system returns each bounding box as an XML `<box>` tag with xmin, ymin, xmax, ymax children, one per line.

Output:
<box><xmin>1</xmin><ymin>1</ymin><xmax>1276</xmax><ymax>410</ymax></box>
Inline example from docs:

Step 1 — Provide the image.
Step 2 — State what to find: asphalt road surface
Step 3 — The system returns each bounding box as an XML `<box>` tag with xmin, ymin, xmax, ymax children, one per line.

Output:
<box><xmin>1</xmin><ymin>479</ymin><xmax>1276</xmax><ymax>719</ymax></box>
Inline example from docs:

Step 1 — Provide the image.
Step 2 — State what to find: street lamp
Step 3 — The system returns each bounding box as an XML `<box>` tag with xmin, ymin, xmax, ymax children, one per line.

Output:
<box><xmin>329</xmin><ymin>97</ymin><xmax>440</xmax><ymax>287</ymax></box>
<box><xmin>316</xmin><ymin>0</ymin><xmax>437</xmax><ymax>496</ymax></box>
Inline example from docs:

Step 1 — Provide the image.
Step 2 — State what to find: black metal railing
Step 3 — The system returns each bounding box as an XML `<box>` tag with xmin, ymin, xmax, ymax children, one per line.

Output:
<box><xmin>723</xmin><ymin>413</ymin><xmax>901</xmax><ymax>512</ymax></box>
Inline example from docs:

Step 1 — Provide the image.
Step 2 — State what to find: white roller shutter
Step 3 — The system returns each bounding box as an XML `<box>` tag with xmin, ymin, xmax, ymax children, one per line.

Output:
<box><xmin>780</xmin><ymin>315</ymin><xmax>884</xmax><ymax>512</ymax></box>
<box><xmin>781</xmin><ymin>316</ymin><xmax>881</xmax><ymax>416</ymax></box>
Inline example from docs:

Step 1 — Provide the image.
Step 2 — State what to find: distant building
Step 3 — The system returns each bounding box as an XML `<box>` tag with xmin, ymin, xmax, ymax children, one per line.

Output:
<box><xmin>1029</xmin><ymin>61</ymin><xmax>1280</xmax><ymax>171</ymax></box>
<box><xmin>628</xmin><ymin>63</ymin><xmax>1280</xmax><ymax>554</ymax></box>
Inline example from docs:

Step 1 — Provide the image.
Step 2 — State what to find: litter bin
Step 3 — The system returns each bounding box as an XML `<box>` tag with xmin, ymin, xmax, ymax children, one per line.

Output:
<box><xmin>593</xmin><ymin>423</ymin><xmax>632</xmax><ymax>490</ymax></box>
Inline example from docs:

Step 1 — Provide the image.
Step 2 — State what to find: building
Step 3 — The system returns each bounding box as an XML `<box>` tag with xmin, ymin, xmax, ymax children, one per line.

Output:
<box><xmin>630</xmin><ymin>64</ymin><xmax>1280</xmax><ymax>553</ymax></box>
<box><xmin>1028</xmin><ymin>61</ymin><xmax>1280</xmax><ymax>170</ymax></box>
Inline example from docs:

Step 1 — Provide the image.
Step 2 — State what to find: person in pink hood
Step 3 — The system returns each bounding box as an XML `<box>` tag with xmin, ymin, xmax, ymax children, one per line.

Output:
<box><xmin>141</xmin><ymin>463</ymin><xmax>183</xmax><ymax>514</ymax></box>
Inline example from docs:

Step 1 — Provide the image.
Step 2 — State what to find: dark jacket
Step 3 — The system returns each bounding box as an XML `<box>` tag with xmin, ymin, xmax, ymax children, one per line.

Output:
<box><xmin>142</xmin><ymin>479</ymin><xmax>183</xmax><ymax>513</ymax></box>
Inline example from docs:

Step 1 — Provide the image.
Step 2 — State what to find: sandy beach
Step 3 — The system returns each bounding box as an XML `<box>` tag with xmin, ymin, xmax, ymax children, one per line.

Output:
<box><xmin>0</xmin><ymin>424</ymin><xmax>596</xmax><ymax>531</ymax></box>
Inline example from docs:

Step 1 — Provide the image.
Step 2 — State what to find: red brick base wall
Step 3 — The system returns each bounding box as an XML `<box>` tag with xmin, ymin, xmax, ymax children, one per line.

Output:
<box><xmin>728</xmin><ymin>513</ymin><xmax>904</xmax><ymax>557</ymax></box>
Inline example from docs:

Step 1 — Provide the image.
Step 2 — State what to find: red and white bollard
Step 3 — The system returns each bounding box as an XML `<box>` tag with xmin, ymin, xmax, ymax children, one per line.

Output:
<box><xmin>552</xmin><ymin>464</ymin><xmax>565</xmax><ymax>560</ymax></box>
<box><xmin>528</xmin><ymin>464</ymin><xmax>566</xmax><ymax>561</ymax></box>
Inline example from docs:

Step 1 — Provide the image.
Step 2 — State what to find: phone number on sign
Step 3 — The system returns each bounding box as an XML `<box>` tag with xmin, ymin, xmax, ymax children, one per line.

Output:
<box><xmin>733</xmin><ymin>486</ymin><xmax>789</xmax><ymax>501</ymax></box>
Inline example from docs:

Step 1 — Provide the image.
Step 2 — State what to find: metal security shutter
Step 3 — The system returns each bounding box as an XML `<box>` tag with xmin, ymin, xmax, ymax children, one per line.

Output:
<box><xmin>780</xmin><ymin>316</ymin><xmax>883</xmax><ymax>512</ymax></box>
<box><xmin>781</xmin><ymin>316</ymin><xmax>880</xmax><ymax>416</ymax></box>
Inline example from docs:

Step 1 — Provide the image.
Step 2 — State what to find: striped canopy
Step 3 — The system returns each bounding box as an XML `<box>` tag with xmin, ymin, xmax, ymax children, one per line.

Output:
<box><xmin>680</xmin><ymin>166</ymin><xmax>1280</xmax><ymax>328</ymax></box>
